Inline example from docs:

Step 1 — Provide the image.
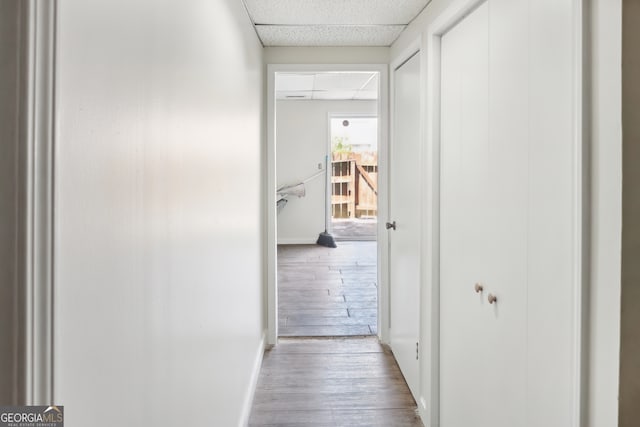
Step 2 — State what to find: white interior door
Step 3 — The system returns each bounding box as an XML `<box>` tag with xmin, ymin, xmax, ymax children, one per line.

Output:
<box><xmin>439</xmin><ymin>5</ymin><xmax>493</xmax><ymax>424</ymax></box>
<box><xmin>438</xmin><ymin>1</ymin><xmax>578</xmax><ymax>426</ymax></box>
<box><xmin>389</xmin><ymin>52</ymin><xmax>421</xmax><ymax>401</ymax></box>
<box><xmin>440</xmin><ymin>3</ymin><xmax>527</xmax><ymax>425</ymax></box>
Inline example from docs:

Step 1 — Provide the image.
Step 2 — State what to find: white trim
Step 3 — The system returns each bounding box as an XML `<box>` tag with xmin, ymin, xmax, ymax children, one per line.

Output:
<box><xmin>267</xmin><ymin>65</ymin><xmax>278</xmax><ymax>345</ymax></box>
<box><xmin>586</xmin><ymin>0</ymin><xmax>622</xmax><ymax>424</ymax></box>
<box><xmin>238</xmin><ymin>332</ymin><xmax>266</xmax><ymax>427</ymax></box>
<box><xmin>571</xmin><ymin>0</ymin><xmax>586</xmax><ymax>425</ymax></box>
<box><xmin>389</xmin><ymin>36</ymin><xmax>424</xmax><ymax>412</ymax></box>
<box><xmin>266</xmin><ymin>64</ymin><xmax>389</xmax><ymax>345</ymax></box>
<box><xmin>420</xmin><ymin>0</ymin><xmax>585</xmax><ymax>426</ymax></box>
<box><xmin>391</xmin><ymin>38</ymin><xmax>421</xmax><ymax>71</ymax></box>
<box><xmin>23</xmin><ymin>0</ymin><xmax>56</xmax><ymax>405</ymax></box>
<box><xmin>421</xmin><ymin>2</ymin><xmax>484</xmax><ymax>422</ymax></box>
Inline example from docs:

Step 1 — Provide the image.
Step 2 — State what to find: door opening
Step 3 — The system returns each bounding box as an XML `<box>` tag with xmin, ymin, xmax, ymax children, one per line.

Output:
<box><xmin>329</xmin><ymin>115</ymin><xmax>378</xmax><ymax>241</ymax></box>
<box><xmin>269</xmin><ymin>67</ymin><xmax>387</xmax><ymax>340</ymax></box>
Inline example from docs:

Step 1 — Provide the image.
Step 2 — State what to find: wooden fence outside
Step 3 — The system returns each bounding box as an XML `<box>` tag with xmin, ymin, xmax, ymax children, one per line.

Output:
<box><xmin>331</xmin><ymin>151</ymin><xmax>378</xmax><ymax>219</ymax></box>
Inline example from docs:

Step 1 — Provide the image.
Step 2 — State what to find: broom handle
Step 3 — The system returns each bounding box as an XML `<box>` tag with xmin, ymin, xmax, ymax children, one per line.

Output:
<box><xmin>325</xmin><ymin>155</ymin><xmax>330</xmax><ymax>232</ymax></box>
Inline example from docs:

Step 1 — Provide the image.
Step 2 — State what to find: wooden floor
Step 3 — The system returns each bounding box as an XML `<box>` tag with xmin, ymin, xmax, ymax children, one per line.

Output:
<box><xmin>248</xmin><ymin>337</ymin><xmax>423</xmax><ymax>426</ymax></box>
<box><xmin>331</xmin><ymin>219</ymin><xmax>377</xmax><ymax>240</ymax></box>
<box><xmin>278</xmin><ymin>242</ymin><xmax>377</xmax><ymax>337</ymax></box>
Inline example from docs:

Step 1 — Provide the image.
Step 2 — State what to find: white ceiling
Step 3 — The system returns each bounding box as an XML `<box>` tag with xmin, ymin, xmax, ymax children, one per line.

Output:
<box><xmin>243</xmin><ymin>0</ymin><xmax>431</xmax><ymax>47</ymax></box>
<box><xmin>276</xmin><ymin>72</ymin><xmax>379</xmax><ymax>101</ymax></box>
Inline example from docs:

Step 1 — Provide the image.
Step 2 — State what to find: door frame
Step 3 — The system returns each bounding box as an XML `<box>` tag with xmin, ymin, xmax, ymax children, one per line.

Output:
<box><xmin>418</xmin><ymin>0</ymin><xmax>586</xmax><ymax>425</ymax></box>
<box><xmin>14</xmin><ymin>0</ymin><xmax>57</xmax><ymax>404</ymax></box>
<box><xmin>266</xmin><ymin>64</ymin><xmax>390</xmax><ymax>345</ymax></box>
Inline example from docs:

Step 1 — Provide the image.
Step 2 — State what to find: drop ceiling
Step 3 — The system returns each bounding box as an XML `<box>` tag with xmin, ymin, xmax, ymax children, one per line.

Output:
<box><xmin>276</xmin><ymin>72</ymin><xmax>378</xmax><ymax>101</ymax></box>
<box><xmin>243</xmin><ymin>0</ymin><xmax>431</xmax><ymax>47</ymax></box>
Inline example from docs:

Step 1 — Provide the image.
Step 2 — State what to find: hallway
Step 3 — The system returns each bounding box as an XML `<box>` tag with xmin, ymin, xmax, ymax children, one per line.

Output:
<box><xmin>0</xmin><ymin>0</ymin><xmax>625</xmax><ymax>425</ymax></box>
<box><xmin>248</xmin><ymin>337</ymin><xmax>422</xmax><ymax>426</ymax></box>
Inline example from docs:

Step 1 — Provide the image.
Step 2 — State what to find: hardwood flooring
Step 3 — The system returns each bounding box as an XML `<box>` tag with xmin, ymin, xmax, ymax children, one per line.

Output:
<box><xmin>248</xmin><ymin>337</ymin><xmax>423</xmax><ymax>427</ymax></box>
<box><xmin>331</xmin><ymin>219</ymin><xmax>377</xmax><ymax>240</ymax></box>
<box><xmin>278</xmin><ymin>242</ymin><xmax>377</xmax><ymax>337</ymax></box>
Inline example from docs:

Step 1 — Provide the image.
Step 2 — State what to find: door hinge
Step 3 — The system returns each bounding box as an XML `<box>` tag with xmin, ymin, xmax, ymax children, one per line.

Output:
<box><xmin>416</xmin><ymin>342</ymin><xmax>419</xmax><ymax>360</ymax></box>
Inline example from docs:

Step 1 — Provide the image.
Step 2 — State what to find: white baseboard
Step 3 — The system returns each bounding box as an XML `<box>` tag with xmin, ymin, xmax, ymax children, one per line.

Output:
<box><xmin>238</xmin><ymin>331</ymin><xmax>266</xmax><ymax>427</ymax></box>
<box><xmin>417</xmin><ymin>397</ymin><xmax>428</xmax><ymax>427</ymax></box>
<box><xmin>277</xmin><ymin>238</ymin><xmax>317</xmax><ymax>245</ymax></box>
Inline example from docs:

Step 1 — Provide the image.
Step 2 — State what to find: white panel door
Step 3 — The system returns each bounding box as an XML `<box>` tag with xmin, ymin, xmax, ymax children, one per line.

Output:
<box><xmin>438</xmin><ymin>1</ymin><xmax>579</xmax><ymax>426</ymax></box>
<box><xmin>439</xmin><ymin>4</ymin><xmax>492</xmax><ymax>425</ymax></box>
<box><xmin>389</xmin><ymin>52</ymin><xmax>421</xmax><ymax>400</ymax></box>
<box><xmin>440</xmin><ymin>2</ymin><xmax>528</xmax><ymax>426</ymax></box>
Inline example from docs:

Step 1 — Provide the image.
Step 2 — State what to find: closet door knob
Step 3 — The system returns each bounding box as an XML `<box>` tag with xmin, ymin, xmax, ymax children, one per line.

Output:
<box><xmin>474</xmin><ymin>283</ymin><xmax>483</xmax><ymax>293</ymax></box>
<box><xmin>488</xmin><ymin>294</ymin><xmax>498</xmax><ymax>304</ymax></box>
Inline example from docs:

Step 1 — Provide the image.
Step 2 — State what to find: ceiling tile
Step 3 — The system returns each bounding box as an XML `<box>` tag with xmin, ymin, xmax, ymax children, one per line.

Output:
<box><xmin>313</xmin><ymin>72</ymin><xmax>375</xmax><ymax>91</ymax></box>
<box><xmin>353</xmin><ymin>90</ymin><xmax>378</xmax><ymax>100</ymax></box>
<box><xmin>312</xmin><ymin>90</ymin><xmax>358</xmax><ymax>100</ymax></box>
<box><xmin>360</xmin><ymin>74</ymin><xmax>379</xmax><ymax>91</ymax></box>
<box><xmin>276</xmin><ymin>91</ymin><xmax>313</xmax><ymax>100</ymax></box>
<box><xmin>256</xmin><ymin>25</ymin><xmax>405</xmax><ymax>47</ymax></box>
<box><xmin>244</xmin><ymin>0</ymin><xmax>430</xmax><ymax>25</ymax></box>
<box><xmin>276</xmin><ymin>72</ymin><xmax>380</xmax><ymax>101</ymax></box>
<box><xmin>275</xmin><ymin>73</ymin><xmax>315</xmax><ymax>91</ymax></box>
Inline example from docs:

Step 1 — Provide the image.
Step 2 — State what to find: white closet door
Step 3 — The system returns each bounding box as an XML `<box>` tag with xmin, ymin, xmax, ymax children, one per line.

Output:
<box><xmin>484</xmin><ymin>0</ymin><xmax>529</xmax><ymax>425</ymax></box>
<box><xmin>440</xmin><ymin>3</ymin><xmax>493</xmax><ymax>426</ymax></box>
<box><xmin>439</xmin><ymin>1</ymin><xmax>580</xmax><ymax>426</ymax></box>
<box><xmin>389</xmin><ymin>51</ymin><xmax>422</xmax><ymax>401</ymax></box>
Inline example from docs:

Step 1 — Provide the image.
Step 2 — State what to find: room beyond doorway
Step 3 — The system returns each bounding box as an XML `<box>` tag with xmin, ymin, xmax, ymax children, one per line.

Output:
<box><xmin>278</xmin><ymin>242</ymin><xmax>377</xmax><ymax>337</ymax></box>
<box><xmin>267</xmin><ymin>63</ymin><xmax>388</xmax><ymax>345</ymax></box>
<box><xmin>330</xmin><ymin>115</ymin><xmax>378</xmax><ymax>241</ymax></box>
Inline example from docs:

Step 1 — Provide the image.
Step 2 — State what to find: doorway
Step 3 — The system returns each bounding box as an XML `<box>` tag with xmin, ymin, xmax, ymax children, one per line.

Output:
<box><xmin>329</xmin><ymin>115</ymin><xmax>378</xmax><ymax>241</ymax></box>
<box><xmin>266</xmin><ymin>65</ymin><xmax>389</xmax><ymax>343</ymax></box>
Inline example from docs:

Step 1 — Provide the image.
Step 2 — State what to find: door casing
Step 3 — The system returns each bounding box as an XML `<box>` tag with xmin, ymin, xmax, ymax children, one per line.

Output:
<box><xmin>417</xmin><ymin>0</ymin><xmax>586</xmax><ymax>425</ymax></box>
<box><xmin>266</xmin><ymin>64</ymin><xmax>390</xmax><ymax>345</ymax></box>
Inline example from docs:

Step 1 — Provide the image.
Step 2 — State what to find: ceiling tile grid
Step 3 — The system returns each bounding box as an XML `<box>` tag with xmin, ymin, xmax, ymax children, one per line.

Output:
<box><xmin>256</xmin><ymin>25</ymin><xmax>406</xmax><ymax>47</ymax></box>
<box><xmin>275</xmin><ymin>72</ymin><xmax>379</xmax><ymax>101</ymax></box>
<box><xmin>245</xmin><ymin>0</ymin><xmax>429</xmax><ymax>25</ymax></box>
<box><xmin>243</xmin><ymin>0</ymin><xmax>431</xmax><ymax>47</ymax></box>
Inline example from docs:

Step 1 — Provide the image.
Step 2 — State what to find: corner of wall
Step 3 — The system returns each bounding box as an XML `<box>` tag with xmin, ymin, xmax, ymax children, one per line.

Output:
<box><xmin>238</xmin><ymin>330</ymin><xmax>267</xmax><ymax>427</ymax></box>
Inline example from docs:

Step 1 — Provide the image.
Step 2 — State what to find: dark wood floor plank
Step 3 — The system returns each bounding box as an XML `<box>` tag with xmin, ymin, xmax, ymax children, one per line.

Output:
<box><xmin>270</xmin><ymin>337</ymin><xmax>386</xmax><ymax>354</ymax></box>
<box><xmin>255</xmin><ymin>376</ymin><xmax>410</xmax><ymax>393</ymax></box>
<box><xmin>251</xmin><ymin>391</ymin><xmax>414</xmax><ymax>412</ymax></box>
<box><xmin>248</xmin><ymin>337</ymin><xmax>423</xmax><ymax>426</ymax></box>
<box><xmin>331</xmin><ymin>408</ymin><xmax>423</xmax><ymax>427</ymax></box>
<box><xmin>279</xmin><ymin>308</ymin><xmax>348</xmax><ymax>317</ymax></box>
<box><xmin>281</xmin><ymin>315</ymin><xmax>376</xmax><ymax>327</ymax></box>
<box><xmin>278</xmin><ymin>325</ymin><xmax>372</xmax><ymax>336</ymax></box>
<box><xmin>278</xmin><ymin>295</ymin><xmax>346</xmax><ymax>304</ymax></box>
<box><xmin>277</xmin><ymin>243</ymin><xmax>377</xmax><ymax>337</ymax></box>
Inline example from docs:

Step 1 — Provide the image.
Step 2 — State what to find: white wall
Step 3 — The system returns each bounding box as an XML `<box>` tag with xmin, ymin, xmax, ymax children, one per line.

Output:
<box><xmin>276</xmin><ymin>100</ymin><xmax>377</xmax><ymax>244</ymax></box>
<box><xmin>391</xmin><ymin>1</ymin><xmax>623</xmax><ymax>426</ymax></box>
<box><xmin>54</xmin><ymin>1</ymin><xmax>265</xmax><ymax>426</ymax></box>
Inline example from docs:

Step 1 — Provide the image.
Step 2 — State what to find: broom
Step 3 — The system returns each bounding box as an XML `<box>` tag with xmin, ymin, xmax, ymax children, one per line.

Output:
<box><xmin>316</xmin><ymin>155</ymin><xmax>337</xmax><ymax>248</ymax></box>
